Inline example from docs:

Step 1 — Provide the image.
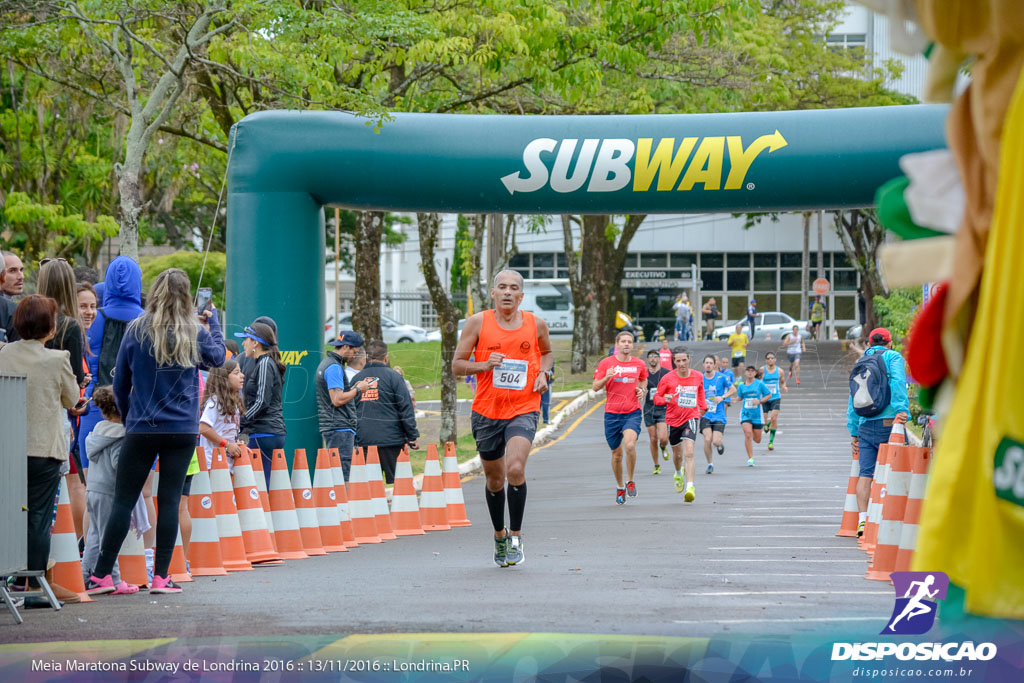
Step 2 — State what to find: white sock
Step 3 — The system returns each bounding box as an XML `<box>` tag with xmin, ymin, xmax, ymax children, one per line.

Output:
<box><xmin>687</xmin><ymin>481</ymin><xmax>693</xmax><ymax>488</ymax></box>
<box><xmin>145</xmin><ymin>548</ymin><xmax>154</xmax><ymax>568</ymax></box>
<box><xmin>858</xmin><ymin>512</ymin><xmax>867</xmax><ymax>524</ymax></box>
<box><xmin>675</xmin><ymin>469</ymin><xmax>682</xmax><ymax>477</ymax></box>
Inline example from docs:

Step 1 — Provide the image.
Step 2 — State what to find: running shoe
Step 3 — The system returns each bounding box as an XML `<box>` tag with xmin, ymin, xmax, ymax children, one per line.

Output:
<box><xmin>626</xmin><ymin>480</ymin><xmax>637</xmax><ymax>497</ymax></box>
<box><xmin>684</xmin><ymin>484</ymin><xmax>696</xmax><ymax>503</ymax></box>
<box><xmin>653</xmin><ymin>464</ymin><xmax>661</xmax><ymax>475</ymax></box>
<box><xmin>747</xmin><ymin>458</ymin><xmax>755</xmax><ymax>467</ymax></box>
<box><xmin>506</xmin><ymin>535</ymin><xmax>524</xmax><ymax>566</ymax></box>
<box><xmin>494</xmin><ymin>533</ymin><xmax>509</xmax><ymax>567</ymax></box>
<box><xmin>85</xmin><ymin>574</ymin><xmax>115</xmax><ymax>596</ymax></box>
<box><xmin>717</xmin><ymin>445</ymin><xmax>724</xmax><ymax>456</ymax></box>
<box><xmin>768</xmin><ymin>442</ymin><xmax>774</xmax><ymax>451</ymax></box>
<box><xmin>788</xmin><ymin>370</ymin><xmax>793</xmax><ymax>378</ymax></box>
<box><xmin>112</xmin><ymin>581</ymin><xmax>140</xmax><ymax>595</ymax></box>
<box><xmin>616</xmin><ymin>488</ymin><xmax>626</xmax><ymax>505</ymax></box>
<box><xmin>857</xmin><ymin>521</ymin><xmax>865</xmax><ymax>538</ymax></box>
<box><xmin>706</xmin><ymin>463</ymin><xmax>714</xmax><ymax>474</ymax></box>
<box><xmin>796</xmin><ymin>379</ymin><xmax>800</xmax><ymax>385</ymax></box>
<box><xmin>661</xmin><ymin>446</ymin><xmax>669</xmax><ymax>461</ymax></box>
<box><xmin>673</xmin><ymin>474</ymin><xmax>684</xmax><ymax>494</ymax></box>
<box><xmin>150</xmin><ymin>575</ymin><xmax>182</xmax><ymax>594</ymax></box>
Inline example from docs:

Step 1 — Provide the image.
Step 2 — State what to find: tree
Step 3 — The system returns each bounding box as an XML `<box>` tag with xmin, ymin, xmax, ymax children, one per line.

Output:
<box><xmin>2</xmin><ymin>191</ymin><xmax>117</xmax><ymax>263</ymax></box>
<box><xmin>832</xmin><ymin>209</ymin><xmax>886</xmax><ymax>334</ymax></box>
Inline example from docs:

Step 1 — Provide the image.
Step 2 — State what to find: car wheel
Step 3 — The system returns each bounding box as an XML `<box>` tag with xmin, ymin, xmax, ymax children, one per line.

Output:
<box><xmin>397</xmin><ymin>337</ymin><xmax>413</xmax><ymax>344</ymax></box>
<box><xmin>718</xmin><ymin>334</ymin><xmax>728</xmax><ymax>341</ymax></box>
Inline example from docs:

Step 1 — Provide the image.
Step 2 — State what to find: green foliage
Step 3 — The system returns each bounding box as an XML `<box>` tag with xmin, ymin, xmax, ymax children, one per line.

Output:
<box><xmin>450</xmin><ymin>214</ymin><xmax>473</xmax><ymax>293</ymax></box>
<box><xmin>873</xmin><ymin>287</ymin><xmax>922</xmax><ymax>347</ymax></box>
<box><xmin>2</xmin><ymin>191</ymin><xmax>118</xmax><ymax>262</ymax></box>
<box><xmin>140</xmin><ymin>250</ymin><xmax>227</xmax><ymax>309</ymax></box>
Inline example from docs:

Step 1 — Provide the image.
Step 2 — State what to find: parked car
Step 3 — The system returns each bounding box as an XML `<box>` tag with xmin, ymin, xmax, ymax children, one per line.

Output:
<box><xmin>846</xmin><ymin>324</ymin><xmax>863</xmax><ymax>341</ymax></box>
<box><xmin>326</xmin><ymin>312</ymin><xmax>429</xmax><ymax>344</ymax></box>
<box><xmin>714</xmin><ymin>312</ymin><xmax>810</xmax><ymax>341</ymax></box>
<box><xmin>425</xmin><ymin>318</ymin><xmax>466</xmax><ymax>342</ymax></box>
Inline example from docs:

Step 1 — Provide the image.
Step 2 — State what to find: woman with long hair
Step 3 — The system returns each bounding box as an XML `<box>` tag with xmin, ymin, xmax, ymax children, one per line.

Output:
<box><xmin>237</xmin><ymin>320</ymin><xmax>286</xmax><ymax>486</ymax></box>
<box><xmin>85</xmin><ymin>268</ymin><xmax>224</xmax><ymax>595</ymax></box>
<box><xmin>77</xmin><ymin>282</ymin><xmax>98</xmax><ymax>332</ymax></box>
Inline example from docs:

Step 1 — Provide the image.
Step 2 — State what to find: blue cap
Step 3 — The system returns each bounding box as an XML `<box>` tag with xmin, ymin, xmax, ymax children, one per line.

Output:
<box><xmin>233</xmin><ymin>326</ymin><xmax>270</xmax><ymax>347</ymax></box>
<box><xmin>329</xmin><ymin>330</ymin><xmax>364</xmax><ymax>348</ymax></box>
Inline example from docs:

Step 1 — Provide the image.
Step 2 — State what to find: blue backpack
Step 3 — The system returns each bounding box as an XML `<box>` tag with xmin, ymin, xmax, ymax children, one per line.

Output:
<box><xmin>849</xmin><ymin>350</ymin><xmax>891</xmax><ymax>418</ymax></box>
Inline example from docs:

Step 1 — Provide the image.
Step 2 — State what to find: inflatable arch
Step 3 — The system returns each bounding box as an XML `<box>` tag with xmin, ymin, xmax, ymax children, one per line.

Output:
<box><xmin>225</xmin><ymin>105</ymin><xmax>947</xmax><ymax>451</ymax></box>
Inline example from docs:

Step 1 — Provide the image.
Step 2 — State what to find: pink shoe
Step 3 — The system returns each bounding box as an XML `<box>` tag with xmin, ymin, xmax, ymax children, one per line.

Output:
<box><xmin>85</xmin><ymin>574</ymin><xmax>115</xmax><ymax>595</ymax></box>
<box><xmin>112</xmin><ymin>582</ymin><xmax>140</xmax><ymax>595</ymax></box>
<box><xmin>150</xmin><ymin>575</ymin><xmax>182</xmax><ymax>594</ymax></box>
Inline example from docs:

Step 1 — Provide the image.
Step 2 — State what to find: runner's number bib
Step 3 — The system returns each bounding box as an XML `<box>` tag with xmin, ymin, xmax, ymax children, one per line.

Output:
<box><xmin>649</xmin><ymin>387</ymin><xmax>658</xmax><ymax>401</ymax></box>
<box><xmin>767</xmin><ymin>382</ymin><xmax>779</xmax><ymax>396</ymax></box>
<box><xmin>677</xmin><ymin>386</ymin><xmax>698</xmax><ymax>408</ymax></box>
<box><xmin>744</xmin><ymin>397</ymin><xmax>760</xmax><ymax>409</ymax></box>
<box><xmin>493</xmin><ymin>359</ymin><xmax>529</xmax><ymax>390</ymax></box>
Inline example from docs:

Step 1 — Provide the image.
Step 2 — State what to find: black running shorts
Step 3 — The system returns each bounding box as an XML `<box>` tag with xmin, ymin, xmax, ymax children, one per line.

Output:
<box><xmin>471</xmin><ymin>411</ymin><xmax>539</xmax><ymax>461</ymax></box>
<box><xmin>668</xmin><ymin>419</ymin><xmax>700</xmax><ymax>445</ymax></box>
<box><xmin>699</xmin><ymin>418</ymin><xmax>726</xmax><ymax>434</ymax></box>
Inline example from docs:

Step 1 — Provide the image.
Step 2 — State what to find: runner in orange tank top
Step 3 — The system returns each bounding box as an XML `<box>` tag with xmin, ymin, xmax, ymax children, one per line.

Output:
<box><xmin>453</xmin><ymin>270</ymin><xmax>553</xmax><ymax>568</ymax></box>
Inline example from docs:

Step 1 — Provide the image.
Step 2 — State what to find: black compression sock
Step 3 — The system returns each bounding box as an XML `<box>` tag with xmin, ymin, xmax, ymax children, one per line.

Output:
<box><xmin>507</xmin><ymin>482</ymin><xmax>527</xmax><ymax>532</ymax></box>
<box><xmin>485</xmin><ymin>486</ymin><xmax>506</xmax><ymax>532</ymax></box>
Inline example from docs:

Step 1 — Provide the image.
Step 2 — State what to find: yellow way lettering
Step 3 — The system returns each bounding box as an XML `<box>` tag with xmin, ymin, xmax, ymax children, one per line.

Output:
<box><xmin>632</xmin><ymin>137</ymin><xmax>697</xmax><ymax>192</ymax></box>
<box><xmin>677</xmin><ymin>137</ymin><xmax>725</xmax><ymax>191</ymax></box>
<box><xmin>281</xmin><ymin>350</ymin><xmax>309</xmax><ymax>366</ymax></box>
<box><xmin>724</xmin><ymin>130</ymin><xmax>788</xmax><ymax>189</ymax></box>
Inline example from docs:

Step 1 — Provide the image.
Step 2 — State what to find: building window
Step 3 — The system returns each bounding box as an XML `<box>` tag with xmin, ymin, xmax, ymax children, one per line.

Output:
<box><xmin>780</xmin><ymin>252</ymin><xmax>802</xmax><ymax>268</ymax></box>
<box><xmin>509</xmin><ymin>253</ymin><xmax>530</xmax><ymax>276</ymax></box>
<box><xmin>834</xmin><ymin>252</ymin><xmax>851</xmax><ymax>268</ymax></box>
<box><xmin>754</xmin><ymin>253</ymin><xmax>777</xmax><ymax>268</ymax></box>
<box><xmin>701</xmin><ymin>270</ymin><xmax>723</xmax><ymax>291</ymax></box>
<box><xmin>420</xmin><ymin>301</ymin><xmax>438</xmax><ymax>329</ymax></box>
<box><xmin>640</xmin><ymin>253</ymin><xmax>668</xmax><ymax>268</ymax></box>
<box><xmin>834</xmin><ymin>269</ymin><xmax>859</xmax><ymax>291</ymax></box>
<box><xmin>727</xmin><ymin>271</ymin><xmax>750</xmax><ymax>291</ymax></box>
<box><xmin>754</xmin><ymin>270</ymin><xmax>776</xmax><ymax>290</ymax></box>
<box><xmin>670</xmin><ymin>253</ymin><xmax>696</xmax><ymax>268</ymax></box>
<box><xmin>780</xmin><ymin>293</ymin><xmax>802</xmax><ymax>319</ymax></box>
<box><xmin>780</xmin><ymin>270</ymin><xmax>802</xmax><ymax>291</ymax></box>
<box><xmin>834</xmin><ymin>295</ymin><xmax>856</xmax><ymax>319</ymax></box>
<box><xmin>701</xmin><ymin>253</ymin><xmax>724</xmax><ymax>268</ymax></box>
<box><xmin>726</xmin><ymin>253</ymin><xmax>750</xmax><ymax>269</ymax></box>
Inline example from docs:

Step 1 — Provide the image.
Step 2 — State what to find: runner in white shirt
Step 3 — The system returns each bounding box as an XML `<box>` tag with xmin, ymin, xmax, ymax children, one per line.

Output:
<box><xmin>782</xmin><ymin>325</ymin><xmax>805</xmax><ymax>386</ymax></box>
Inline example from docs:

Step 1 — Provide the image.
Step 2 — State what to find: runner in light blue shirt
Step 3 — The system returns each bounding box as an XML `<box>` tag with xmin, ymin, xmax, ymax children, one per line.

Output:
<box><xmin>734</xmin><ymin>365</ymin><xmax>771</xmax><ymax>467</ymax></box>
<box><xmin>700</xmin><ymin>355</ymin><xmax>735</xmax><ymax>474</ymax></box>
<box><xmin>760</xmin><ymin>352</ymin><xmax>788</xmax><ymax>451</ymax></box>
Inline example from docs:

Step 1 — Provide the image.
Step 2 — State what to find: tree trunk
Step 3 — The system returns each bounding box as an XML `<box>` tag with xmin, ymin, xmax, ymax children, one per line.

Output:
<box><xmin>418</xmin><ymin>212</ymin><xmax>461</xmax><ymax>443</ymax></box>
<box><xmin>801</xmin><ymin>212</ymin><xmax>810</xmax><ymax>319</ymax></box>
<box><xmin>352</xmin><ymin>211</ymin><xmax>383</xmax><ymax>342</ymax></box>
<box><xmin>469</xmin><ymin>214</ymin><xmax>489</xmax><ymax>311</ymax></box>
<box><xmin>832</xmin><ymin>209</ymin><xmax>886</xmax><ymax>338</ymax></box>
<box><xmin>603</xmin><ymin>214</ymin><xmax>646</xmax><ymax>341</ymax></box>
<box><xmin>580</xmin><ymin>215</ymin><xmax>610</xmax><ymax>347</ymax></box>
<box><xmin>115</xmin><ymin>134</ymin><xmax>145</xmax><ymax>260</ymax></box>
<box><xmin>562</xmin><ymin>215</ymin><xmax>593</xmax><ymax>374</ymax></box>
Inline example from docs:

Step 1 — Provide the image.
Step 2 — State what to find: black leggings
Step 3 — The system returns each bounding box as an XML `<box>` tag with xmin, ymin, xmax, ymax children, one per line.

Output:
<box><xmin>93</xmin><ymin>433</ymin><xmax>195</xmax><ymax>580</ymax></box>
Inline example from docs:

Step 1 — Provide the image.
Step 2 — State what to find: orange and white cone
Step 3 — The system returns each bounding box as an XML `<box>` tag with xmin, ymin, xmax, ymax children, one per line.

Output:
<box><xmin>390</xmin><ymin>448</ymin><xmax>425</xmax><ymax>536</ymax></box>
<box><xmin>209</xmin><ymin>448</ymin><xmax>253</xmax><ymax>572</ymax></box>
<box><xmin>232</xmin><ymin>447</ymin><xmax>282</xmax><ymax>565</ymax></box>
<box><xmin>167</xmin><ymin>529</ymin><xmax>194</xmax><ymax>582</ymax></box>
<box><xmin>186</xmin><ymin>453</ymin><xmax>227</xmax><ymax>576</ymax></box>
<box><xmin>365</xmin><ymin>446</ymin><xmax>397</xmax><ymax>540</ymax></box>
<box><xmin>116</xmin><ymin>528</ymin><xmax>150</xmax><ymax>588</ymax></box>
<box><xmin>867</xmin><ymin>446</ymin><xmax>912</xmax><ymax>581</ymax></box>
<box><xmin>442</xmin><ymin>442</ymin><xmax>471</xmax><ymax>527</ymax></box>
<box><xmin>313</xmin><ymin>448</ymin><xmax>347</xmax><ymax>552</ymax></box>
<box><xmin>419</xmin><ymin>443</ymin><xmax>450</xmax><ymax>531</ymax></box>
<box><xmin>328</xmin><ymin>449</ymin><xmax>358</xmax><ymax>548</ymax></box>
<box><xmin>861</xmin><ymin>448</ymin><xmax>890</xmax><ymax>554</ymax></box>
<box><xmin>48</xmin><ymin>482</ymin><xmax>93</xmax><ymax>602</ymax></box>
<box><xmin>348</xmin><ymin>447</ymin><xmax>382</xmax><ymax>544</ymax></box>
<box><xmin>249</xmin><ymin>448</ymin><xmax>278</xmax><ymax>552</ymax></box>
<box><xmin>836</xmin><ymin>445</ymin><xmax>860</xmax><ymax>538</ymax></box>
<box><xmin>895</xmin><ymin>444</ymin><xmax>931</xmax><ymax>572</ymax></box>
<box><xmin>291</xmin><ymin>449</ymin><xmax>326</xmax><ymax>556</ymax></box>
<box><xmin>267</xmin><ymin>450</ymin><xmax>308</xmax><ymax>560</ymax></box>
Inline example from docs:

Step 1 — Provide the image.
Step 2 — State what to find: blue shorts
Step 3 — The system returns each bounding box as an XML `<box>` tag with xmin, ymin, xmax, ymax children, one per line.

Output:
<box><xmin>857</xmin><ymin>418</ymin><xmax>894</xmax><ymax>478</ymax></box>
<box><xmin>604</xmin><ymin>410</ymin><xmax>642</xmax><ymax>450</ymax></box>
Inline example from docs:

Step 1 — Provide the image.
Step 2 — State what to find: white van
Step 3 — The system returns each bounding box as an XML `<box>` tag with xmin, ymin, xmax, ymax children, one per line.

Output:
<box><xmin>521</xmin><ymin>280</ymin><xmax>573</xmax><ymax>335</ymax></box>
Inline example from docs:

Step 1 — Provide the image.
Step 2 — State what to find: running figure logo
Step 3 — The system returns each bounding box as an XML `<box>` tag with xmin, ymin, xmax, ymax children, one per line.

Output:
<box><xmin>882</xmin><ymin>571</ymin><xmax>949</xmax><ymax>635</ymax></box>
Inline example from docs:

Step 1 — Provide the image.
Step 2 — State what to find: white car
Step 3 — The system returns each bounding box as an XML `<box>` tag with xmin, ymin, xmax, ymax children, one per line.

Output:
<box><xmin>714</xmin><ymin>312</ymin><xmax>810</xmax><ymax>341</ymax></box>
<box><xmin>327</xmin><ymin>312</ymin><xmax>429</xmax><ymax>344</ymax></box>
<box><xmin>425</xmin><ymin>318</ymin><xmax>466</xmax><ymax>342</ymax></box>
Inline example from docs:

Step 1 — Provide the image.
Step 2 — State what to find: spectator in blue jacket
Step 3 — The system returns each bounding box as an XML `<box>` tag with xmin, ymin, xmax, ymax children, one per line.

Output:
<box><xmin>86</xmin><ymin>268</ymin><xmax>224</xmax><ymax>596</ymax></box>
<box><xmin>846</xmin><ymin>327</ymin><xmax>909</xmax><ymax>537</ymax></box>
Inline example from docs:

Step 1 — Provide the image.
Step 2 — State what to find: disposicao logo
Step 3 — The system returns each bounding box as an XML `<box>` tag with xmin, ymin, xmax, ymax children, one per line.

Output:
<box><xmin>500</xmin><ymin>133</ymin><xmax>788</xmax><ymax>195</ymax></box>
<box><xmin>831</xmin><ymin>571</ymin><xmax>998</xmax><ymax>663</ymax></box>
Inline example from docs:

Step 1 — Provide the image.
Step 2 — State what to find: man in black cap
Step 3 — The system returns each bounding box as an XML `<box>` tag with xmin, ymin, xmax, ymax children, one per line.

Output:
<box><xmin>316</xmin><ymin>330</ymin><xmax>371</xmax><ymax>480</ymax></box>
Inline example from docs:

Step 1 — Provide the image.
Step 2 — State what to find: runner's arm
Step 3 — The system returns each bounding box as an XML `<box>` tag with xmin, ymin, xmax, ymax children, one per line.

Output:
<box><xmin>452</xmin><ymin>315</ymin><xmax>501</xmax><ymax>376</ymax></box>
<box><xmin>532</xmin><ymin>317</ymin><xmax>554</xmax><ymax>393</ymax></box>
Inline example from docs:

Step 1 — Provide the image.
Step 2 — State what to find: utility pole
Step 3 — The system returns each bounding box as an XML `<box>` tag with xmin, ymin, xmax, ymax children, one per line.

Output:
<box><xmin>486</xmin><ymin>213</ymin><xmax>504</xmax><ymax>285</ymax></box>
<box><xmin>801</xmin><ymin>213</ymin><xmax>810</xmax><ymax>322</ymax></box>
<box><xmin>334</xmin><ymin>208</ymin><xmax>341</xmax><ymax>336</ymax></box>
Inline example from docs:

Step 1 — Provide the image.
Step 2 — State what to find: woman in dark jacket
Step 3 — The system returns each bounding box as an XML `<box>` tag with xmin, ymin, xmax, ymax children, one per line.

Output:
<box><xmin>237</xmin><ymin>320</ymin><xmax>286</xmax><ymax>487</ymax></box>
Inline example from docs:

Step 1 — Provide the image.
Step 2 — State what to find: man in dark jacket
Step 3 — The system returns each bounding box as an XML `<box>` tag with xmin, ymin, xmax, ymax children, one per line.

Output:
<box><xmin>316</xmin><ymin>330</ymin><xmax>371</xmax><ymax>480</ymax></box>
<box><xmin>351</xmin><ymin>340</ymin><xmax>419</xmax><ymax>484</ymax></box>
<box><xmin>0</xmin><ymin>263</ymin><xmax>19</xmax><ymax>344</ymax></box>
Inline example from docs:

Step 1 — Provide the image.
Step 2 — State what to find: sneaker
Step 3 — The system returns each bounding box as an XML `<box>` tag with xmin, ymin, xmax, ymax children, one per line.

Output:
<box><xmin>768</xmin><ymin>442</ymin><xmax>774</xmax><ymax>451</ymax></box>
<box><xmin>684</xmin><ymin>484</ymin><xmax>696</xmax><ymax>503</ymax></box>
<box><xmin>717</xmin><ymin>445</ymin><xmax>724</xmax><ymax>456</ymax></box>
<box><xmin>747</xmin><ymin>458</ymin><xmax>755</xmax><ymax>467</ymax></box>
<box><xmin>616</xmin><ymin>488</ymin><xmax>626</xmax><ymax>505</ymax></box>
<box><xmin>149</xmin><ymin>575</ymin><xmax>182</xmax><ymax>594</ymax></box>
<box><xmin>857</xmin><ymin>521</ymin><xmax>865</xmax><ymax>538</ymax></box>
<box><xmin>706</xmin><ymin>463</ymin><xmax>714</xmax><ymax>474</ymax></box>
<box><xmin>652</xmin><ymin>464</ymin><xmax>661</xmax><ymax>475</ymax></box>
<box><xmin>661</xmin><ymin>447</ymin><xmax>669</xmax><ymax>461</ymax></box>
<box><xmin>112</xmin><ymin>581</ymin><xmax>140</xmax><ymax>595</ymax></box>
<box><xmin>625</xmin><ymin>481</ymin><xmax>637</xmax><ymax>498</ymax></box>
<box><xmin>85</xmin><ymin>574</ymin><xmax>115</xmax><ymax>596</ymax></box>
<box><xmin>506</xmin><ymin>535</ymin><xmax>524</xmax><ymax>566</ymax></box>
<box><xmin>673</xmin><ymin>474</ymin><xmax>684</xmax><ymax>494</ymax></box>
<box><xmin>796</xmin><ymin>379</ymin><xmax>800</xmax><ymax>385</ymax></box>
<box><xmin>494</xmin><ymin>533</ymin><xmax>509</xmax><ymax>567</ymax></box>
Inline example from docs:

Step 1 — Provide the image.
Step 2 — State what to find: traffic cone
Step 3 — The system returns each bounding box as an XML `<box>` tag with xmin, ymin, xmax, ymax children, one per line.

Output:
<box><xmin>420</xmin><ymin>444</ymin><xmax>451</xmax><ymax>531</ymax></box>
<box><xmin>48</xmin><ymin>482</ymin><xmax>93</xmax><ymax>602</ymax></box>
<box><xmin>250</xmin><ymin>448</ymin><xmax>278</xmax><ymax>552</ymax></box>
<box><xmin>209</xmin><ymin>448</ymin><xmax>253</xmax><ymax>572</ymax></box>
<box><xmin>186</xmin><ymin>452</ymin><xmax>227</xmax><ymax>576</ymax></box>
<box><xmin>231</xmin><ymin>447</ymin><xmax>281</xmax><ymax>565</ymax></box>
<box><xmin>328</xmin><ymin>449</ymin><xmax>358</xmax><ymax>548</ymax></box>
<box><xmin>313</xmin><ymin>448</ymin><xmax>347</xmax><ymax>552</ymax></box>
<box><xmin>836</xmin><ymin>445</ymin><xmax>860</xmax><ymax>538</ymax></box>
<box><xmin>348</xmin><ymin>447</ymin><xmax>382</xmax><ymax>544</ymax></box>
<box><xmin>442</xmin><ymin>442</ymin><xmax>471</xmax><ymax>527</ymax></box>
<box><xmin>390</xmin><ymin>448</ymin><xmax>425</xmax><ymax>536</ymax></box>
<box><xmin>894</xmin><ymin>444</ymin><xmax>931</xmax><ymax>572</ymax></box>
<box><xmin>267</xmin><ymin>449</ymin><xmax>308</xmax><ymax>560</ymax></box>
<box><xmin>117</xmin><ymin>528</ymin><xmax>150</xmax><ymax>587</ymax></box>
<box><xmin>167</xmin><ymin>529</ymin><xmax>194</xmax><ymax>582</ymax></box>
<box><xmin>867</xmin><ymin>446</ymin><xmax>912</xmax><ymax>581</ymax></box>
<box><xmin>291</xmin><ymin>449</ymin><xmax>327</xmax><ymax>555</ymax></box>
<box><xmin>365</xmin><ymin>446</ymin><xmax>397</xmax><ymax>540</ymax></box>
<box><xmin>861</xmin><ymin>446</ymin><xmax>889</xmax><ymax>554</ymax></box>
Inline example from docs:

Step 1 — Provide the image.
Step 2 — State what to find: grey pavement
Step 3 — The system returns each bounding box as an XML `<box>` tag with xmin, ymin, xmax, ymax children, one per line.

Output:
<box><xmin>1</xmin><ymin>342</ymin><xmax>893</xmax><ymax>642</ymax></box>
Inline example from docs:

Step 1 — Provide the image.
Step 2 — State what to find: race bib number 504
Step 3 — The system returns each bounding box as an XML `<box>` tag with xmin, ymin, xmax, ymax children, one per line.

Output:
<box><xmin>493</xmin><ymin>359</ymin><xmax>529</xmax><ymax>390</ymax></box>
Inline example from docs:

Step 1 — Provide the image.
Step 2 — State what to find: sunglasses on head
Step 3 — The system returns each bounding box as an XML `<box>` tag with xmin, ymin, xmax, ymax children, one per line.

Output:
<box><xmin>39</xmin><ymin>257</ymin><xmax>68</xmax><ymax>267</ymax></box>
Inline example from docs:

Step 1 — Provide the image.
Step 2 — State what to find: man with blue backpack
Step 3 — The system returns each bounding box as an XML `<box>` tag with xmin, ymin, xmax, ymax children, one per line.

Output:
<box><xmin>847</xmin><ymin>327</ymin><xmax>909</xmax><ymax>537</ymax></box>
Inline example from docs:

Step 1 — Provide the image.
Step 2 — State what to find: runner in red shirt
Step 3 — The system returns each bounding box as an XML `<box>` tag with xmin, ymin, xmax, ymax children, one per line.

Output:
<box><xmin>593</xmin><ymin>331</ymin><xmax>648</xmax><ymax>505</ymax></box>
<box><xmin>652</xmin><ymin>347</ymin><xmax>707</xmax><ymax>503</ymax></box>
<box><xmin>657</xmin><ymin>338</ymin><xmax>674</xmax><ymax>371</ymax></box>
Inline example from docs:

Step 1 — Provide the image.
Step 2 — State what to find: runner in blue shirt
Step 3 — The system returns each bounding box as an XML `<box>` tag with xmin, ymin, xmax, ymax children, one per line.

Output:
<box><xmin>734</xmin><ymin>366</ymin><xmax>771</xmax><ymax>467</ymax></box>
<box><xmin>760</xmin><ymin>352</ymin><xmax>788</xmax><ymax>451</ymax></box>
<box><xmin>700</xmin><ymin>355</ymin><xmax>735</xmax><ymax>474</ymax></box>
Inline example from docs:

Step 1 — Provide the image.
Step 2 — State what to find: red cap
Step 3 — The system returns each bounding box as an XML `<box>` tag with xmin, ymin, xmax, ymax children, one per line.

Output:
<box><xmin>868</xmin><ymin>327</ymin><xmax>892</xmax><ymax>344</ymax></box>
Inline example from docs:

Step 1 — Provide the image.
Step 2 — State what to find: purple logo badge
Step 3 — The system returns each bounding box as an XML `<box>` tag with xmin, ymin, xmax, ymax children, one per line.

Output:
<box><xmin>882</xmin><ymin>571</ymin><xmax>949</xmax><ymax>635</ymax></box>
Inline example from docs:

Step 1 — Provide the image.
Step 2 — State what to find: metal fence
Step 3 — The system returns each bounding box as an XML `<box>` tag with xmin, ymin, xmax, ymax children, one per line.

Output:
<box><xmin>339</xmin><ymin>290</ymin><xmax>468</xmax><ymax>329</ymax></box>
<box><xmin>0</xmin><ymin>374</ymin><xmax>28</xmax><ymax>576</ymax></box>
